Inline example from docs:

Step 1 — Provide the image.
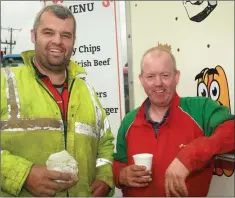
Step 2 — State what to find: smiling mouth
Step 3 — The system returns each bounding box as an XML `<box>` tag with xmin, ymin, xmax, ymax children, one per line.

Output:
<box><xmin>154</xmin><ymin>89</ymin><xmax>166</xmax><ymax>93</ymax></box>
<box><xmin>49</xmin><ymin>48</ymin><xmax>64</xmax><ymax>54</ymax></box>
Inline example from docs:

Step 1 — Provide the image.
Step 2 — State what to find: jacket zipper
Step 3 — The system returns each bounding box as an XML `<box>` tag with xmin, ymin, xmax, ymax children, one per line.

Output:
<box><xmin>36</xmin><ymin>76</ymin><xmax>76</xmax><ymax>197</ymax></box>
<box><xmin>66</xmin><ymin>78</ymin><xmax>75</xmax><ymax>197</ymax></box>
<box><xmin>67</xmin><ymin>79</ymin><xmax>75</xmax><ymax>121</ymax></box>
<box><xmin>36</xmin><ymin>78</ymin><xmax>67</xmax><ymax>149</ymax></box>
<box><xmin>63</xmin><ymin>78</ymin><xmax>75</xmax><ymax>150</ymax></box>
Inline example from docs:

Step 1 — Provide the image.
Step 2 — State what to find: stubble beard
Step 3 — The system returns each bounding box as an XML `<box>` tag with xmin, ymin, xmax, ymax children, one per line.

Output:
<box><xmin>36</xmin><ymin>51</ymin><xmax>72</xmax><ymax>74</ymax></box>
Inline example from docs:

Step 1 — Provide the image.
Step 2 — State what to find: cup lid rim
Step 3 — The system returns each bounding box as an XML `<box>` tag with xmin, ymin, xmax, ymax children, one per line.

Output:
<box><xmin>132</xmin><ymin>153</ymin><xmax>153</xmax><ymax>158</ymax></box>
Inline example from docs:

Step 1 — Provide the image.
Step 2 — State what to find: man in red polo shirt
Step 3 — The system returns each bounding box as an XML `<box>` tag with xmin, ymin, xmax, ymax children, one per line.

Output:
<box><xmin>113</xmin><ymin>45</ymin><xmax>234</xmax><ymax>197</ymax></box>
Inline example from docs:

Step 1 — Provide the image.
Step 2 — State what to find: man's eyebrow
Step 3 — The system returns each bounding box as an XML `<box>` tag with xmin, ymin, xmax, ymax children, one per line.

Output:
<box><xmin>143</xmin><ymin>72</ymin><xmax>155</xmax><ymax>75</ymax></box>
<box><xmin>42</xmin><ymin>28</ymin><xmax>54</xmax><ymax>32</ymax></box>
<box><xmin>41</xmin><ymin>28</ymin><xmax>72</xmax><ymax>36</ymax></box>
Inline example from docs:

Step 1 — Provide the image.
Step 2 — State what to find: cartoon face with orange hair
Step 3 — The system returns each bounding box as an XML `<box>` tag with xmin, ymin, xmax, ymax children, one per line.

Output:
<box><xmin>195</xmin><ymin>65</ymin><xmax>231</xmax><ymax>111</ymax></box>
<box><xmin>195</xmin><ymin>65</ymin><xmax>233</xmax><ymax>177</ymax></box>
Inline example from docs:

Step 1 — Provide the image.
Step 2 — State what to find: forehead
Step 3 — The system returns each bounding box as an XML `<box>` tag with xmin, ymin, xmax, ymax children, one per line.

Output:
<box><xmin>142</xmin><ymin>50</ymin><xmax>174</xmax><ymax>73</ymax></box>
<box><xmin>38</xmin><ymin>11</ymin><xmax>74</xmax><ymax>33</ymax></box>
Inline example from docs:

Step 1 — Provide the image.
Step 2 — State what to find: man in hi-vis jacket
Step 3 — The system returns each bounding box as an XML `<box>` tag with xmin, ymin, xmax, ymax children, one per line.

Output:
<box><xmin>1</xmin><ymin>4</ymin><xmax>114</xmax><ymax>197</ymax></box>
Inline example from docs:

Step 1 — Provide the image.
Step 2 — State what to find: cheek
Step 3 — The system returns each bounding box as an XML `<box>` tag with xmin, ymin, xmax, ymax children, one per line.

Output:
<box><xmin>142</xmin><ymin>82</ymin><xmax>154</xmax><ymax>91</ymax></box>
<box><xmin>164</xmin><ymin>80</ymin><xmax>177</xmax><ymax>89</ymax></box>
<box><xmin>63</xmin><ymin>40</ymin><xmax>74</xmax><ymax>50</ymax></box>
<box><xmin>36</xmin><ymin>38</ymin><xmax>50</xmax><ymax>49</ymax></box>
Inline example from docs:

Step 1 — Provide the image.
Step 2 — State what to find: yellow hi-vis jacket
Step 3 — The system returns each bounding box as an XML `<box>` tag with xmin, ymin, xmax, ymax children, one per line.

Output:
<box><xmin>1</xmin><ymin>50</ymin><xmax>115</xmax><ymax>197</ymax></box>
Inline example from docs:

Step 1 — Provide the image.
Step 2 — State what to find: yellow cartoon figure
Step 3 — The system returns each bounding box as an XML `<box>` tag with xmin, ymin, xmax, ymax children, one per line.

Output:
<box><xmin>195</xmin><ymin>65</ymin><xmax>233</xmax><ymax>177</ymax></box>
<box><xmin>195</xmin><ymin>65</ymin><xmax>230</xmax><ymax>111</ymax></box>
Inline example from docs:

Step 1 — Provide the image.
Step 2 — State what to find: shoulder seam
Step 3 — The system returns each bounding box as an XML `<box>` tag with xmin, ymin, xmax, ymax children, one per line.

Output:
<box><xmin>125</xmin><ymin>121</ymin><xmax>134</xmax><ymax>138</ymax></box>
<box><xmin>178</xmin><ymin>106</ymin><xmax>203</xmax><ymax>132</ymax></box>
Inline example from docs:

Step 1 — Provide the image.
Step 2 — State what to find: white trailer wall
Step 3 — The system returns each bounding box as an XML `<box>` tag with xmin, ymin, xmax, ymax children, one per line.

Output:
<box><xmin>126</xmin><ymin>1</ymin><xmax>234</xmax><ymax>196</ymax></box>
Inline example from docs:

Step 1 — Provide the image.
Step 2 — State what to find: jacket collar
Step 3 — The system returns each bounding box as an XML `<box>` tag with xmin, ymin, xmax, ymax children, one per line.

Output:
<box><xmin>133</xmin><ymin>92</ymin><xmax>180</xmax><ymax>127</ymax></box>
<box><xmin>20</xmin><ymin>50</ymin><xmax>87</xmax><ymax>79</ymax></box>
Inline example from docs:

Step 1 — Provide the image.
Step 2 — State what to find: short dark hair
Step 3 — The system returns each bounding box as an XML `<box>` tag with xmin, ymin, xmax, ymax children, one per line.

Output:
<box><xmin>33</xmin><ymin>4</ymin><xmax>76</xmax><ymax>35</ymax></box>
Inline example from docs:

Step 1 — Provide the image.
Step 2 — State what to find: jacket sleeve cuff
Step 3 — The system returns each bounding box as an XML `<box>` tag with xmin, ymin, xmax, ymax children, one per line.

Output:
<box><xmin>176</xmin><ymin>146</ymin><xmax>199</xmax><ymax>172</ymax></box>
<box><xmin>95</xmin><ymin>164</ymin><xmax>114</xmax><ymax>196</ymax></box>
<box><xmin>1</xmin><ymin>151</ymin><xmax>33</xmax><ymax>196</ymax></box>
<box><xmin>112</xmin><ymin>160</ymin><xmax>127</xmax><ymax>189</ymax></box>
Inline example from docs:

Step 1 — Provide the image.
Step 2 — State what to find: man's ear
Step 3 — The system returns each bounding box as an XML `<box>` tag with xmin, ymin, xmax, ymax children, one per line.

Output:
<box><xmin>73</xmin><ymin>35</ymin><xmax>76</xmax><ymax>45</ymax></box>
<box><xmin>139</xmin><ymin>73</ymin><xmax>143</xmax><ymax>87</ymax></box>
<box><xmin>175</xmin><ymin>70</ymin><xmax>180</xmax><ymax>85</ymax></box>
<box><xmin>31</xmin><ymin>29</ymin><xmax>36</xmax><ymax>43</ymax></box>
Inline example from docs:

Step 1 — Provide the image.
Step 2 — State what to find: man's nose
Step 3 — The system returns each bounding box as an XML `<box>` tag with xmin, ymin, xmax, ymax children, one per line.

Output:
<box><xmin>154</xmin><ymin>75</ymin><xmax>163</xmax><ymax>86</ymax></box>
<box><xmin>51</xmin><ymin>34</ymin><xmax>62</xmax><ymax>44</ymax></box>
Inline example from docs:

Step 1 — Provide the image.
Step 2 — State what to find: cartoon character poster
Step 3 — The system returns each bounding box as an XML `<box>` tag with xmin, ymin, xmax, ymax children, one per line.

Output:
<box><xmin>183</xmin><ymin>0</ymin><xmax>217</xmax><ymax>22</ymax></box>
<box><xmin>195</xmin><ymin>66</ymin><xmax>234</xmax><ymax>177</ymax></box>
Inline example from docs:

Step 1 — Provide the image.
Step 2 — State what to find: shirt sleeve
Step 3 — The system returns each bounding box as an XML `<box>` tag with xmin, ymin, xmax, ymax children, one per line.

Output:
<box><xmin>177</xmin><ymin>98</ymin><xmax>235</xmax><ymax>172</ymax></box>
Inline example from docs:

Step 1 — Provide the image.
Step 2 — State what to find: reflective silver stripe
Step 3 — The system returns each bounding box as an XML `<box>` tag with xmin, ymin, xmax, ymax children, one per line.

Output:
<box><xmin>2</xmin><ymin>69</ymin><xmax>9</xmax><ymax>99</ymax></box>
<box><xmin>3</xmin><ymin>67</ymin><xmax>21</xmax><ymax>119</ymax></box>
<box><xmin>77</xmin><ymin>73</ymin><xmax>87</xmax><ymax>80</ymax></box>
<box><xmin>100</xmin><ymin>117</ymin><xmax>110</xmax><ymax>138</ymax></box>
<box><xmin>74</xmin><ymin>122</ymin><xmax>98</xmax><ymax>139</ymax></box>
<box><xmin>1</xmin><ymin>126</ymin><xmax>63</xmax><ymax>132</ymax></box>
<box><xmin>85</xmin><ymin>82</ymin><xmax>102</xmax><ymax>136</ymax></box>
<box><xmin>96</xmin><ymin>158</ymin><xmax>113</xmax><ymax>167</ymax></box>
<box><xmin>2</xmin><ymin>70</ymin><xmax>10</xmax><ymax>119</ymax></box>
<box><xmin>1</xmin><ymin>118</ymin><xmax>64</xmax><ymax>132</ymax></box>
<box><xmin>2</xmin><ymin>67</ymin><xmax>64</xmax><ymax>132</ymax></box>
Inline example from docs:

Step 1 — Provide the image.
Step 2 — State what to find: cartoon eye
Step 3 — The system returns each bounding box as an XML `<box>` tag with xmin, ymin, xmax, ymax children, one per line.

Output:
<box><xmin>198</xmin><ymin>82</ymin><xmax>208</xmax><ymax>97</ymax></box>
<box><xmin>189</xmin><ymin>0</ymin><xmax>204</xmax><ymax>5</ymax></box>
<box><xmin>208</xmin><ymin>0</ymin><xmax>217</xmax><ymax>6</ymax></box>
<box><xmin>209</xmin><ymin>80</ymin><xmax>220</xmax><ymax>101</ymax></box>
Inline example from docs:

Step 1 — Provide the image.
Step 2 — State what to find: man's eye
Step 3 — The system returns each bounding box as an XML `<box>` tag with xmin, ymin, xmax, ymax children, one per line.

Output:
<box><xmin>45</xmin><ymin>32</ymin><xmax>53</xmax><ymax>35</ymax></box>
<box><xmin>62</xmin><ymin>34</ymin><xmax>71</xmax><ymax>39</ymax></box>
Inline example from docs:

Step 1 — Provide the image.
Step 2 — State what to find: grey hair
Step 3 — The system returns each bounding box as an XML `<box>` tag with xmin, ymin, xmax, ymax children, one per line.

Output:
<box><xmin>140</xmin><ymin>46</ymin><xmax>177</xmax><ymax>74</ymax></box>
<box><xmin>33</xmin><ymin>4</ymin><xmax>76</xmax><ymax>35</ymax></box>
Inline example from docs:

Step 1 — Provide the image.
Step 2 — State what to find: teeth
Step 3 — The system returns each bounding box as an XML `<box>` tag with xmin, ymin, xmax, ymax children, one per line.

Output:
<box><xmin>155</xmin><ymin>90</ymin><xmax>164</xmax><ymax>93</ymax></box>
<box><xmin>50</xmin><ymin>49</ymin><xmax>62</xmax><ymax>52</ymax></box>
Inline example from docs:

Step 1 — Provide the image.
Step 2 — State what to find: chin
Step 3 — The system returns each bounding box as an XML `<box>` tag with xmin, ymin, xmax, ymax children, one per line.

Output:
<box><xmin>49</xmin><ymin>60</ymin><xmax>65</xmax><ymax>66</ymax></box>
<box><xmin>151</xmin><ymin>97</ymin><xmax>171</xmax><ymax>107</ymax></box>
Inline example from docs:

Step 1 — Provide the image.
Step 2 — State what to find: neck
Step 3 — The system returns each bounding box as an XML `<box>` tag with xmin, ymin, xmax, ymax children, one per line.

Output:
<box><xmin>149</xmin><ymin>103</ymin><xmax>169</xmax><ymax>122</ymax></box>
<box><xmin>33</xmin><ymin>57</ymin><xmax>66</xmax><ymax>85</ymax></box>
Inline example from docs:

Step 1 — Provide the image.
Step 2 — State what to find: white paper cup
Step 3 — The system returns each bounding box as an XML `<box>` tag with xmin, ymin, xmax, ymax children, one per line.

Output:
<box><xmin>132</xmin><ymin>153</ymin><xmax>153</xmax><ymax>170</ymax></box>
